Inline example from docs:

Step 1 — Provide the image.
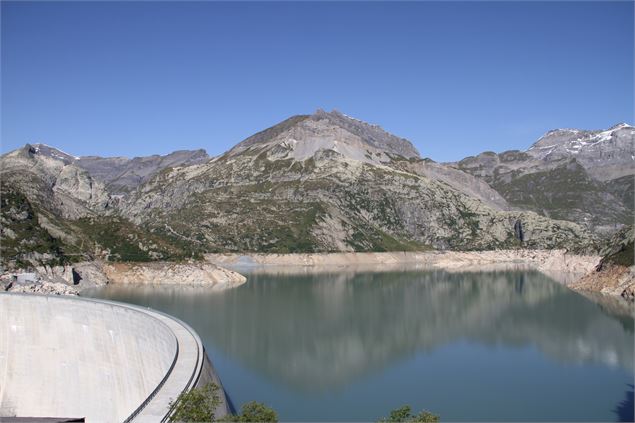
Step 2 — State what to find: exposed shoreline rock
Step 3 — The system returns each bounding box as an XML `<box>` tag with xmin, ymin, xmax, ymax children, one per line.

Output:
<box><xmin>101</xmin><ymin>261</ymin><xmax>247</xmax><ymax>289</ymax></box>
<box><xmin>207</xmin><ymin>249</ymin><xmax>632</xmax><ymax>299</ymax></box>
<box><xmin>569</xmin><ymin>225</ymin><xmax>635</xmax><ymax>302</ymax></box>
<box><xmin>6</xmin><ymin>280</ymin><xmax>79</xmax><ymax>296</ymax></box>
<box><xmin>2</xmin><ymin>260</ymin><xmax>247</xmax><ymax>294</ymax></box>
<box><xmin>206</xmin><ymin>249</ymin><xmax>635</xmax><ymax>305</ymax></box>
<box><xmin>206</xmin><ymin>249</ymin><xmax>599</xmax><ymax>276</ymax></box>
<box><xmin>570</xmin><ymin>264</ymin><xmax>635</xmax><ymax>302</ymax></box>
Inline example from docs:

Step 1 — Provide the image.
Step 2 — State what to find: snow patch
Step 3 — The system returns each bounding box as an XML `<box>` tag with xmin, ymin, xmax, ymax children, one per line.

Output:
<box><xmin>33</xmin><ymin>143</ymin><xmax>80</xmax><ymax>160</ymax></box>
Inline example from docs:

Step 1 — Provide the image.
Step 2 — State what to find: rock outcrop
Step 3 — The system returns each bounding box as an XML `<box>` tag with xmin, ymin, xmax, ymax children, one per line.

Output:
<box><xmin>0</xmin><ymin>144</ymin><xmax>111</xmax><ymax>220</ymax></box>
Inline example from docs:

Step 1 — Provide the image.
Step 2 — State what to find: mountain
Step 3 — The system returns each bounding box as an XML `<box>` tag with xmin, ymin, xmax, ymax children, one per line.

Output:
<box><xmin>0</xmin><ymin>110</ymin><xmax>602</xmax><ymax>270</ymax></box>
<box><xmin>227</xmin><ymin>109</ymin><xmax>420</xmax><ymax>163</ymax></box>
<box><xmin>452</xmin><ymin>123</ymin><xmax>634</xmax><ymax>233</ymax></box>
<box><xmin>119</xmin><ymin>110</ymin><xmax>593</xmax><ymax>253</ymax></box>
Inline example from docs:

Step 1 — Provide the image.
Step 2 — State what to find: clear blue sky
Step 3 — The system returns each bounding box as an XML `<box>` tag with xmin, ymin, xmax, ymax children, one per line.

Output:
<box><xmin>2</xmin><ymin>1</ymin><xmax>633</xmax><ymax>162</ymax></box>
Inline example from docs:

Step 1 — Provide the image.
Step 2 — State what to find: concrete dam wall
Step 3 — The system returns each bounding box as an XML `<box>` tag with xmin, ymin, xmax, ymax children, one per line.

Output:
<box><xmin>0</xmin><ymin>293</ymin><xmax>228</xmax><ymax>422</ymax></box>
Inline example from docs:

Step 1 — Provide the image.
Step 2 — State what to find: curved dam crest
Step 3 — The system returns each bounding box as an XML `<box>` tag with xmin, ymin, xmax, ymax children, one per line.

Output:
<box><xmin>0</xmin><ymin>293</ymin><xmax>228</xmax><ymax>422</ymax></box>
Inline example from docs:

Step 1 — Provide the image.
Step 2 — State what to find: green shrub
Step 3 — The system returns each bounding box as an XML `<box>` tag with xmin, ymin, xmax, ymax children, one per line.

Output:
<box><xmin>169</xmin><ymin>384</ymin><xmax>277</xmax><ymax>423</ymax></box>
<box><xmin>379</xmin><ymin>405</ymin><xmax>439</xmax><ymax>423</ymax></box>
<box><xmin>169</xmin><ymin>383</ymin><xmax>221</xmax><ymax>422</ymax></box>
<box><xmin>223</xmin><ymin>401</ymin><xmax>278</xmax><ymax>422</ymax></box>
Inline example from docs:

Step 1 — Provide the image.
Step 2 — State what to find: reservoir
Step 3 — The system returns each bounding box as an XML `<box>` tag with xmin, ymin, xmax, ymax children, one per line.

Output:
<box><xmin>85</xmin><ymin>268</ymin><xmax>634</xmax><ymax>421</ymax></box>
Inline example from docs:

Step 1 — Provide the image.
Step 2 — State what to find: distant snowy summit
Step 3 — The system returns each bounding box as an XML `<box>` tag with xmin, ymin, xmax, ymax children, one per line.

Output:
<box><xmin>527</xmin><ymin>122</ymin><xmax>634</xmax><ymax>181</ymax></box>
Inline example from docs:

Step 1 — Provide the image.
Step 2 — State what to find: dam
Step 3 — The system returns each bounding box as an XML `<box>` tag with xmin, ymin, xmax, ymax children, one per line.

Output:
<box><xmin>0</xmin><ymin>293</ymin><xmax>228</xmax><ymax>422</ymax></box>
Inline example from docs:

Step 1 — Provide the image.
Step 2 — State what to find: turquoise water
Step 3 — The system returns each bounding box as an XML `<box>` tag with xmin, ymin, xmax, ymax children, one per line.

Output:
<box><xmin>85</xmin><ymin>268</ymin><xmax>635</xmax><ymax>421</ymax></box>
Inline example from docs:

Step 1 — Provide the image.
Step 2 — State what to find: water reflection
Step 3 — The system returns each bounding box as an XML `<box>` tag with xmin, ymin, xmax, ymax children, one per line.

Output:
<box><xmin>89</xmin><ymin>269</ymin><xmax>634</xmax><ymax>392</ymax></box>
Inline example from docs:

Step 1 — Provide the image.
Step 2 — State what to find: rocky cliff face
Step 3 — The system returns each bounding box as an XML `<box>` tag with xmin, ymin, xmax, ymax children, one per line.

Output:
<box><xmin>1</xmin><ymin>110</ymin><xmax>608</xmax><ymax>268</ymax></box>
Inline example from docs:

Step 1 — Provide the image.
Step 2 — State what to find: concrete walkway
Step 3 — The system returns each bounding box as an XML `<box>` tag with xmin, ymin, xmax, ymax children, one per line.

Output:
<box><xmin>122</xmin><ymin>303</ymin><xmax>206</xmax><ymax>422</ymax></box>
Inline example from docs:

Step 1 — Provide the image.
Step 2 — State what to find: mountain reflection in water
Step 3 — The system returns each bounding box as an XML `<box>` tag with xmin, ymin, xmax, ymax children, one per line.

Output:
<box><xmin>87</xmin><ymin>268</ymin><xmax>634</xmax><ymax>421</ymax></box>
<box><xmin>91</xmin><ymin>269</ymin><xmax>633</xmax><ymax>390</ymax></box>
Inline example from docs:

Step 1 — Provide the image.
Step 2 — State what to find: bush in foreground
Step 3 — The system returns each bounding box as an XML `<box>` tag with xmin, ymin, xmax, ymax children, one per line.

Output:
<box><xmin>169</xmin><ymin>383</ymin><xmax>221</xmax><ymax>422</ymax></box>
<box><xmin>170</xmin><ymin>384</ymin><xmax>435</xmax><ymax>423</ymax></box>
<box><xmin>223</xmin><ymin>401</ymin><xmax>278</xmax><ymax>422</ymax></box>
<box><xmin>379</xmin><ymin>405</ymin><xmax>440</xmax><ymax>422</ymax></box>
<box><xmin>169</xmin><ymin>383</ymin><xmax>277</xmax><ymax>422</ymax></box>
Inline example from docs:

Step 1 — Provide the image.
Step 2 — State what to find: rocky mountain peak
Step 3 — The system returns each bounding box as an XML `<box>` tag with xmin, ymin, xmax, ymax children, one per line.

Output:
<box><xmin>609</xmin><ymin>122</ymin><xmax>632</xmax><ymax>130</ymax></box>
<box><xmin>529</xmin><ymin>123</ymin><xmax>633</xmax><ymax>154</ymax></box>
<box><xmin>310</xmin><ymin>109</ymin><xmax>420</xmax><ymax>159</ymax></box>
<box><xmin>228</xmin><ymin>109</ymin><xmax>420</xmax><ymax>164</ymax></box>
<box><xmin>526</xmin><ymin>123</ymin><xmax>634</xmax><ymax>181</ymax></box>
